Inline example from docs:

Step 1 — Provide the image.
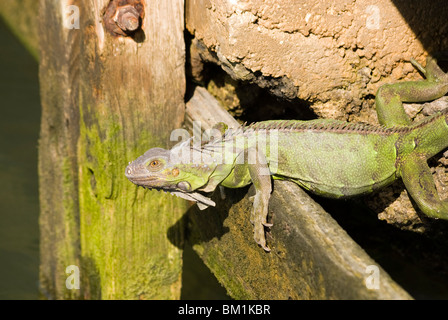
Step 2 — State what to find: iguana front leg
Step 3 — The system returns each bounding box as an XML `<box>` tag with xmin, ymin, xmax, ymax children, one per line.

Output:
<box><xmin>232</xmin><ymin>147</ymin><xmax>272</xmax><ymax>251</ymax></box>
<box><xmin>248</xmin><ymin>147</ymin><xmax>273</xmax><ymax>251</ymax></box>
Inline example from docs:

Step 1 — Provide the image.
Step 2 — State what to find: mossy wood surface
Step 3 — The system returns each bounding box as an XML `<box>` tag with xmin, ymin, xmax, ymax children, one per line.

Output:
<box><xmin>185</xmin><ymin>86</ymin><xmax>412</xmax><ymax>300</ymax></box>
<box><xmin>38</xmin><ymin>0</ymin><xmax>187</xmax><ymax>299</ymax></box>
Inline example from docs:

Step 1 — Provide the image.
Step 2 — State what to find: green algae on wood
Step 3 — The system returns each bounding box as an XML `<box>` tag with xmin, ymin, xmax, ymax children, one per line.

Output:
<box><xmin>78</xmin><ymin>104</ymin><xmax>186</xmax><ymax>299</ymax></box>
<box><xmin>38</xmin><ymin>0</ymin><xmax>187</xmax><ymax>299</ymax></box>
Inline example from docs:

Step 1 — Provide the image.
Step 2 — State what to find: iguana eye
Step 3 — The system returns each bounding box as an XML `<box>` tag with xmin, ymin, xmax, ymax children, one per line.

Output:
<box><xmin>147</xmin><ymin>159</ymin><xmax>163</xmax><ymax>171</ymax></box>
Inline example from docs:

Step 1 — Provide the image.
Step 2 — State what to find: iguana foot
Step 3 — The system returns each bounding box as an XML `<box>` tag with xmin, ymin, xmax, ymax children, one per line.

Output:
<box><xmin>253</xmin><ymin>219</ymin><xmax>273</xmax><ymax>251</ymax></box>
<box><xmin>411</xmin><ymin>55</ymin><xmax>448</xmax><ymax>84</ymax></box>
<box><xmin>254</xmin><ymin>221</ymin><xmax>271</xmax><ymax>252</ymax></box>
<box><xmin>429</xmin><ymin>200</ymin><xmax>448</xmax><ymax>220</ymax></box>
<box><xmin>400</xmin><ymin>153</ymin><xmax>448</xmax><ymax>220</ymax></box>
<box><xmin>252</xmin><ymin>193</ymin><xmax>272</xmax><ymax>251</ymax></box>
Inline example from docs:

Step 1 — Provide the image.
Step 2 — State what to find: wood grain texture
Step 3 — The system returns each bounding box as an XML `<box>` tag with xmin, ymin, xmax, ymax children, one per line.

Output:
<box><xmin>38</xmin><ymin>0</ymin><xmax>187</xmax><ymax>299</ymax></box>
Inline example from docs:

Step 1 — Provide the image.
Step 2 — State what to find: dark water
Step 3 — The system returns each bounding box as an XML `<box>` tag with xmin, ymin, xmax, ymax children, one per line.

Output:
<box><xmin>0</xmin><ymin>19</ymin><xmax>41</xmax><ymax>299</ymax></box>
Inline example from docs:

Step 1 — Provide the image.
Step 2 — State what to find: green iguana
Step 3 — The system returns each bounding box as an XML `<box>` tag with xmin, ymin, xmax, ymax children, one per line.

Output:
<box><xmin>125</xmin><ymin>56</ymin><xmax>448</xmax><ymax>251</ymax></box>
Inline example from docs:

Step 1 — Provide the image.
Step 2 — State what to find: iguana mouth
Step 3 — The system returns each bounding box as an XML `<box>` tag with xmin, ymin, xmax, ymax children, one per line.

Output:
<box><xmin>126</xmin><ymin>167</ymin><xmax>216</xmax><ymax>209</ymax></box>
<box><xmin>125</xmin><ymin>175</ymin><xmax>166</xmax><ymax>188</ymax></box>
<box><xmin>125</xmin><ymin>165</ymin><xmax>165</xmax><ymax>186</ymax></box>
<box><xmin>126</xmin><ymin>175</ymin><xmax>158</xmax><ymax>183</ymax></box>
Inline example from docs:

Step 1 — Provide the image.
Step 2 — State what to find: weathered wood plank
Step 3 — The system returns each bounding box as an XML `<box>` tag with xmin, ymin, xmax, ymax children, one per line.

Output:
<box><xmin>185</xmin><ymin>86</ymin><xmax>412</xmax><ymax>299</ymax></box>
<box><xmin>37</xmin><ymin>0</ymin><xmax>82</xmax><ymax>299</ymax></box>
<box><xmin>185</xmin><ymin>86</ymin><xmax>240</xmax><ymax>131</ymax></box>
<box><xmin>38</xmin><ymin>0</ymin><xmax>187</xmax><ymax>299</ymax></box>
<box><xmin>76</xmin><ymin>0</ymin><xmax>187</xmax><ymax>299</ymax></box>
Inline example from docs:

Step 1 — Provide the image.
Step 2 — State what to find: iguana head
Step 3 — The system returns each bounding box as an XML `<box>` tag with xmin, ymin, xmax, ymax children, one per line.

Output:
<box><xmin>125</xmin><ymin>146</ymin><xmax>217</xmax><ymax>209</ymax></box>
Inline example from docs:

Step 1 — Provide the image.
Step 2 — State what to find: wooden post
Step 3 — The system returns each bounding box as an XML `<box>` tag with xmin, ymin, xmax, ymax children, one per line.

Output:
<box><xmin>38</xmin><ymin>0</ymin><xmax>187</xmax><ymax>299</ymax></box>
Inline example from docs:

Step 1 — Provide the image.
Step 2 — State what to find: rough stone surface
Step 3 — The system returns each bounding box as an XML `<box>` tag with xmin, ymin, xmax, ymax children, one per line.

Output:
<box><xmin>186</xmin><ymin>0</ymin><xmax>448</xmax><ymax>121</ymax></box>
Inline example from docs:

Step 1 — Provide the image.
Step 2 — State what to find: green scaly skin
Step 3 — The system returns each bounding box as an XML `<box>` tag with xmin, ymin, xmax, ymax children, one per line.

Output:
<box><xmin>125</xmin><ymin>56</ymin><xmax>448</xmax><ymax>251</ymax></box>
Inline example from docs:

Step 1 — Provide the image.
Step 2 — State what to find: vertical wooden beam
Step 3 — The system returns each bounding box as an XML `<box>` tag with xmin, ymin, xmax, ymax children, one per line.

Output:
<box><xmin>38</xmin><ymin>0</ymin><xmax>186</xmax><ymax>299</ymax></box>
<box><xmin>38</xmin><ymin>0</ymin><xmax>82</xmax><ymax>299</ymax></box>
<box><xmin>77</xmin><ymin>0</ymin><xmax>186</xmax><ymax>299</ymax></box>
